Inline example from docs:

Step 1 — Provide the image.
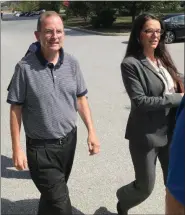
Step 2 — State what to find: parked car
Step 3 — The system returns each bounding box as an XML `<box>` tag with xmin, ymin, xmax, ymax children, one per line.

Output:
<box><xmin>34</xmin><ymin>9</ymin><xmax>46</xmax><ymax>15</ymax></box>
<box><xmin>14</xmin><ymin>12</ymin><xmax>21</xmax><ymax>17</ymax></box>
<box><xmin>162</xmin><ymin>13</ymin><xmax>185</xmax><ymax>44</ymax></box>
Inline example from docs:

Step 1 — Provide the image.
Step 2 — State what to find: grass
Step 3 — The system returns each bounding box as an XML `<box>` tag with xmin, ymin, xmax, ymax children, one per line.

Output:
<box><xmin>116</xmin><ymin>16</ymin><xmax>132</xmax><ymax>23</ymax></box>
<box><xmin>64</xmin><ymin>16</ymin><xmax>132</xmax><ymax>34</ymax></box>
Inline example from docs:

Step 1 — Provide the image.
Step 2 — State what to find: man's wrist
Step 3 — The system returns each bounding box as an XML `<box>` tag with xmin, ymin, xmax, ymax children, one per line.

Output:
<box><xmin>12</xmin><ymin>142</ymin><xmax>21</xmax><ymax>152</ymax></box>
<box><xmin>87</xmin><ymin>127</ymin><xmax>95</xmax><ymax>134</ymax></box>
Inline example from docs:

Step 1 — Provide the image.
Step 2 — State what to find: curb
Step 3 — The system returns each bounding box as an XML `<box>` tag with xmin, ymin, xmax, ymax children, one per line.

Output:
<box><xmin>65</xmin><ymin>25</ymin><xmax>130</xmax><ymax>36</ymax></box>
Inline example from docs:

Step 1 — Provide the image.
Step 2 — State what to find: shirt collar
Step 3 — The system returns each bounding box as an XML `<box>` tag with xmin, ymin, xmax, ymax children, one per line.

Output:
<box><xmin>28</xmin><ymin>42</ymin><xmax>64</xmax><ymax>68</ymax></box>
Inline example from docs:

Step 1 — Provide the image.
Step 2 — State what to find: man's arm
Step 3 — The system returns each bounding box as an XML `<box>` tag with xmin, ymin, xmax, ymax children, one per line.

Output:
<box><xmin>165</xmin><ymin>97</ymin><xmax>185</xmax><ymax>214</ymax></box>
<box><xmin>165</xmin><ymin>188</ymin><xmax>185</xmax><ymax>215</ymax></box>
<box><xmin>10</xmin><ymin>104</ymin><xmax>27</xmax><ymax>170</ymax></box>
<box><xmin>77</xmin><ymin>96</ymin><xmax>100</xmax><ymax>155</ymax></box>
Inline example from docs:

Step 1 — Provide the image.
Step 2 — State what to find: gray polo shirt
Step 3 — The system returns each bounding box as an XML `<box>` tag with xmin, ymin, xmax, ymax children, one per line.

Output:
<box><xmin>7</xmin><ymin>46</ymin><xmax>88</xmax><ymax>139</ymax></box>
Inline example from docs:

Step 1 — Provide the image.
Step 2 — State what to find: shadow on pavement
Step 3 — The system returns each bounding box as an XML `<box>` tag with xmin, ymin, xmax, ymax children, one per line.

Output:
<box><xmin>171</xmin><ymin>39</ymin><xmax>185</xmax><ymax>44</ymax></box>
<box><xmin>1</xmin><ymin>156</ymin><xmax>116</xmax><ymax>214</ymax></box>
<box><xmin>1</xmin><ymin>155</ymin><xmax>31</xmax><ymax>179</ymax></box>
<box><xmin>121</xmin><ymin>41</ymin><xmax>128</xmax><ymax>44</ymax></box>
<box><xmin>94</xmin><ymin>207</ymin><xmax>117</xmax><ymax>215</ymax></box>
<box><xmin>1</xmin><ymin>198</ymin><xmax>86</xmax><ymax>215</ymax></box>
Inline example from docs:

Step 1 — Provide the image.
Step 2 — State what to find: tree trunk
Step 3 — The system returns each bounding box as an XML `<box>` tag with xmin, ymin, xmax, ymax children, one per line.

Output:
<box><xmin>131</xmin><ymin>2</ymin><xmax>137</xmax><ymax>23</ymax></box>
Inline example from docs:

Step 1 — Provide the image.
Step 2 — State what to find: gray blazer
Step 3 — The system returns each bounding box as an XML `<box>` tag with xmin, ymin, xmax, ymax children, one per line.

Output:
<box><xmin>121</xmin><ymin>54</ymin><xmax>182</xmax><ymax>148</ymax></box>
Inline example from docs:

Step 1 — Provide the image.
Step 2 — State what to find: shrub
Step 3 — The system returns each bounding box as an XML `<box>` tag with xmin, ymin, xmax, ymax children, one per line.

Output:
<box><xmin>99</xmin><ymin>9</ymin><xmax>116</xmax><ymax>28</ymax></box>
<box><xmin>90</xmin><ymin>16</ymin><xmax>101</xmax><ymax>28</ymax></box>
<box><xmin>90</xmin><ymin>9</ymin><xmax>116</xmax><ymax>28</ymax></box>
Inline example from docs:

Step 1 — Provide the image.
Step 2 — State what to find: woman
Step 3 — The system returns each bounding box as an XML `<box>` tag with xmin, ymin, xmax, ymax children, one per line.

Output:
<box><xmin>117</xmin><ymin>13</ymin><xmax>184</xmax><ymax>215</ymax></box>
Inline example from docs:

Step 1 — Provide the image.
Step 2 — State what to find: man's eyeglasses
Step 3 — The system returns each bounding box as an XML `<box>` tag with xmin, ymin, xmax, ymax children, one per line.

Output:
<box><xmin>143</xmin><ymin>29</ymin><xmax>165</xmax><ymax>36</ymax></box>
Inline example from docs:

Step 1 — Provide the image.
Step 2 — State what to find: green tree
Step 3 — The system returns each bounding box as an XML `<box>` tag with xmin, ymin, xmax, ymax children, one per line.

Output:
<box><xmin>39</xmin><ymin>1</ymin><xmax>62</xmax><ymax>13</ymax></box>
<box><xmin>67</xmin><ymin>1</ymin><xmax>117</xmax><ymax>27</ymax></box>
<box><xmin>118</xmin><ymin>1</ymin><xmax>153</xmax><ymax>22</ymax></box>
<box><xmin>164</xmin><ymin>1</ymin><xmax>181</xmax><ymax>11</ymax></box>
<box><xmin>13</xmin><ymin>1</ymin><xmax>39</xmax><ymax>12</ymax></box>
<box><xmin>181</xmin><ymin>1</ymin><xmax>185</xmax><ymax>7</ymax></box>
<box><xmin>66</xmin><ymin>2</ymin><xmax>90</xmax><ymax>21</ymax></box>
<box><xmin>65</xmin><ymin>1</ymin><xmax>183</xmax><ymax>28</ymax></box>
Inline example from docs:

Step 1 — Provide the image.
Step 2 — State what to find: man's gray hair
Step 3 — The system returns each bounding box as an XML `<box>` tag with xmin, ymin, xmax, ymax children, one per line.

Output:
<box><xmin>37</xmin><ymin>11</ymin><xmax>63</xmax><ymax>31</ymax></box>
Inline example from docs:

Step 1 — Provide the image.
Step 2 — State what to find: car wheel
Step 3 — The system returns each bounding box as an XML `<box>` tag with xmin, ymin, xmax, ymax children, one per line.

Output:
<box><xmin>165</xmin><ymin>31</ymin><xmax>175</xmax><ymax>44</ymax></box>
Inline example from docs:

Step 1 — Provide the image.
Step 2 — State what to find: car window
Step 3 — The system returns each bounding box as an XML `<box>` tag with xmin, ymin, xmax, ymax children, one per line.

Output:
<box><xmin>171</xmin><ymin>15</ymin><xmax>185</xmax><ymax>25</ymax></box>
<box><xmin>178</xmin><ymin>15</ymin><xmax>185</xmax><ymax>25</ymax></box>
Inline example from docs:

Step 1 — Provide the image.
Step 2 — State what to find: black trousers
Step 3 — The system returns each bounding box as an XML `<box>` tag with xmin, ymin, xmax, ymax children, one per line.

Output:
<box><xmin>26</xmin><ymin>128</ymin><xmax>77</xmax><ymax>215</ymax></box>
<box><xmin>116</xmin><ymin>140</ymin><xmax>170</xmax><ymax>211</ymax></box>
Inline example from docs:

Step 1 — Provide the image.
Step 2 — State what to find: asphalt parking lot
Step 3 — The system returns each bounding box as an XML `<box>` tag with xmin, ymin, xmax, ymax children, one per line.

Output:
<box><xmin>1</xmin><ymin>15</ymin><xmax>184</xmax><ymax>214</ymax></box>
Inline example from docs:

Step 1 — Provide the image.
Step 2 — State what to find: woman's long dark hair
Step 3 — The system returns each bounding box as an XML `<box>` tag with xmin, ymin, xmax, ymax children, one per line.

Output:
<box><xmin>125</xmin><ymin>13</ymin><xmax>184</xmax><ymax>92</ymax></box>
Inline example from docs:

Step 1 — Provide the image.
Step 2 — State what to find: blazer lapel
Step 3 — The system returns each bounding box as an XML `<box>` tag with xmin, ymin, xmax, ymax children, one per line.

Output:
<box><xmin>139</xmin><ymin>54</ymin><xmax>159</xmax><ymax>76</ymax></box>
<box><xmin>138</xmin><ymin>54</ymin><xmax>166</xmax><ymax>93</ymax></box>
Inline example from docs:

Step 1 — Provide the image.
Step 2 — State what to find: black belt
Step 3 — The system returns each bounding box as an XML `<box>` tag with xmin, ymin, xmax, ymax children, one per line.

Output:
<box><xmin>26</xmin><ymin>127</ymin><xmax>76</xmax><ymax>146</ymax></box>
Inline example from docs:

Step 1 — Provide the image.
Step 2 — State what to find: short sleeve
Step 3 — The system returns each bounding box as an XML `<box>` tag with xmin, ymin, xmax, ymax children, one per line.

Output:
<box><xmin>75</xmin><ymin>60</ymin><xmax>88</xmax><ymax>97</ymax></box>
<box><xmin>7</xmin><ymin>63</ymin><xmax>26</xmax><ymax>105</ymax></box>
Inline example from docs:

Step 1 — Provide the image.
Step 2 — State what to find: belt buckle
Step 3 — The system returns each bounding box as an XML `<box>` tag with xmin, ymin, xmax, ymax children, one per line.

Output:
<box><xmin>59</xmin><ymin>137</ymin><xmax>65</xmax><ymax>145</ymax></box>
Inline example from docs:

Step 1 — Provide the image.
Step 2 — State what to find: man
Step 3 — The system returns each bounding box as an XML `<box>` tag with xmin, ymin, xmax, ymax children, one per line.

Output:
<box><xmin>165</xmin><ymin>95</ymin><xmax>185</xmax><ymax>215</ymax></box>
<box><xmin>7</xmin><ymin>11</ymin><xmax>100</xmax><ymax>215</ymax></box>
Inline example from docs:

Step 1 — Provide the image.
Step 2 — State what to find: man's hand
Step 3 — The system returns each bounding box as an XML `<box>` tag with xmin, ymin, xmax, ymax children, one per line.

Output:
<box><xmin>77</xmin><ymin>96</ymin><xmax>100</xmax><ymax>155</ymax></box>
<box><xmin>13</xmin><ymin>148</ymin><xmax>28</xmax><ymax>170</ymax></box>
<box><xmin>165</xmin><ymin>188</ymin><xmax>185</xmax><ymax>215</ymax></box>
<box><xmin>87</xmin><ymin>132</ymin><xmax>100</xmax><ymax>155</ymax></box>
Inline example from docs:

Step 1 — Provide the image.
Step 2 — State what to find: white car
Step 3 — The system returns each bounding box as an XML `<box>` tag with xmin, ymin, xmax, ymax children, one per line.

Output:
<box><xmin>15</xmin><ymin>13</ymin><xmax>21</xmax><ymax>17</ymax></box>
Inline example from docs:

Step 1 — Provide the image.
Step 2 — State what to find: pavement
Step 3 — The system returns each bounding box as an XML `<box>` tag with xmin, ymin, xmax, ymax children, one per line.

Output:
<box><xmin>1</xmin><ymin>14</ymin><xmax>184</xmax><ymax>215</ymax></box>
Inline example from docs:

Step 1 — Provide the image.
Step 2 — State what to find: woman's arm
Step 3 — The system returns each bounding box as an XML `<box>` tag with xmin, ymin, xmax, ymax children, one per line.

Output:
<box><xmin>121</xmin><ymin>62</ymin><xmax>183</xmax><ymax>111</ymax></box>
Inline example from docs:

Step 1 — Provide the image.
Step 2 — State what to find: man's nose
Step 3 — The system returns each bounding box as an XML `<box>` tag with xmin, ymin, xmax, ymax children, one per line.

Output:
<box><xmin>51</xmin><ymin>31</ymin><xmax>57</xmax><ymax>38</ymax></box>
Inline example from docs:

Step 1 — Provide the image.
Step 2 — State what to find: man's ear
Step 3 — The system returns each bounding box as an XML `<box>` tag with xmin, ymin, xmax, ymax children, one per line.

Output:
<box><xmin>34</xmin><ymin>31</ymin><xmax>40</xmax><ymax>41</ymax></box>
